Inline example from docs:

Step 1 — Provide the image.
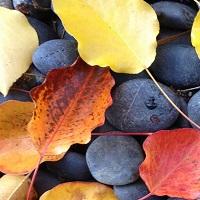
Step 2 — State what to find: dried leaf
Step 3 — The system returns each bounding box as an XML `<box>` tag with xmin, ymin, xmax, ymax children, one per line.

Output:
<box><xmin>140</xmin><ymin>128</ymin><xmax>200</xmax><ymax>199</ymax></box>
<box><xmin>0</xmin><ymin>175</ymin><xmax>37</xmax><ymax>200</ymax></box>
<box><xmin>0</xmin><ymin>101</ymin><xmax>40</xmax><ymax>174</ymax></box>
<box><xmin>52</xmin><ymin>0</ymin><xmax>159</xmax><ymax>74</ymax></box>
<box><xmin>191</xmin><ymin>11</ymin><xmax>200</xmax><ymax>58</ymax></box>
<box><xmin>0</xmin><ymin>7</ymin><xmax>38</xmax><ymax>96</ymax></box>
<box><xmin>40</xmin><ymin>182</ymin><xmax>118</xmax><ymax>200</ymax></box>
<box><xmin>28</xmin><ymin>59</ymin><xmax>114</xmax><ymax>157</ymax></box>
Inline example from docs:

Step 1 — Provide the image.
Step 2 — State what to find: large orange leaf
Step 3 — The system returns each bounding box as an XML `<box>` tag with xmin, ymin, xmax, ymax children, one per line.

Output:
<box><xmin>40</xmin><ymin>182</ymin><xmax>118</xmax><ymax>200</ymax></box>
<box><xmin>0</xmin><ymin>101</ymin><xmax>40</xmax><ymax>174</ymax></box>
<box><xmin>28</xmin><ymin>59</ymin><xmax>114</xmax><ymax>156</ymax></box>
<box><xmin>140</xmin><ymin>128</ymin><xmax>200</xmax><ymax>199</ymax></box>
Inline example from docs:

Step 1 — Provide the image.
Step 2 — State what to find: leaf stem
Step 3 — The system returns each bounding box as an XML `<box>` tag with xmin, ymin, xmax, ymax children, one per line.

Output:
<box><xmin>157</xmin><ymin>30</ymin><xmax>190</xmax><ymax>46</ymax></box>
<box><xmin>145</xmin><ymin>69</ymin><xmax>200</xmax><ymax>129</ymax></box>
<box><xmin>92</xmin><ymin>132</ymin><xmax>152</xmax><ymax>136</ymax></box>
<box><xmin>177</xmin><ymin>85</ymin><xmax>200</xmax><ymax>92</ymax></box>
<box><xmin>137</xmin><ymin>193</ymin><xmax>153</xmax><ymax>200</ymax></box>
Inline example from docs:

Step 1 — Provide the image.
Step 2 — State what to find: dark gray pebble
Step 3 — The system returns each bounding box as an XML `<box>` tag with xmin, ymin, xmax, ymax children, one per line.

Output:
<box><xmin>34</xmin><ymin>170</ymin><xmax>61</xmax><ymax>197</ymax></box>
<box><xmin>151</xmin><ymin>44</ymin><xmax>200</xmax><ymax>89</ymax></box>
<box><xmin>114</xmin><ymin>180</ymin><xmax>164</xmax><ymax>200</ymax></box>
<box><xmin>0</xmin><ymin>0</ymin><xmax>13</xmax><ymax>8</ymax></box>
<box><xmin>28</xmin><ymin>17</ymin><xmax>58</xmax><ymax>44</ymax></box>
<box><xmin>46</xmin><ymin>152</ymin><xmax>93</xmax><ymax>181</ymax></box>
<box><xmin>0</xmin><ymin>90</ymin><xmax>31</xmax><ymax>103</ymax></box>
<box><xmin>106</xmin><ymin>79</ymin><xmax>180</xmax><ymax>132</ymax></box>
<box><xmin>152</xmin><ymin>1</ymin><xmax>196</xmax><ymax>30</ymax></box>
<box><xmin>86</xmin><ymin>136</ymin><xmax>144</xmax><ymax>185</ymax></box>
<box><xmin>188</xmin><ymin>90</ymin><xmax>200</xmax><ymax>127</ymax></box>
<box><xmin>32</xmin><ymin>39</ymin><xmax>78</xmax><ymax>74</ymax></box>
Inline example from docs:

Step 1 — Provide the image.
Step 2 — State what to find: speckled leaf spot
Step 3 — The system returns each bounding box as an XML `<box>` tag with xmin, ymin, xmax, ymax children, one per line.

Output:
<box><xmin>28</xmin><ymin>59</ymin><xmax>115</xmax><ymax>156</ymax></box>
<box><xmin>140</xmin><ymin>128</ymin><xmax>200</xmax><ymax>199</ymax></box>
<box><xmin>40</xmin><ymin>182</ymin><xmax>119</xmax><ymax>200</ymax></box>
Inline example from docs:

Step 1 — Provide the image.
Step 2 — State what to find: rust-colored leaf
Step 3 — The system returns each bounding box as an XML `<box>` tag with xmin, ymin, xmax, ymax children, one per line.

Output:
<box><xmin>28</xmin><ymin>59</ymin><xmax>114</xmax><ymax>156</ymax></box>
<box><xmin>40</xmin><ymin>182</ymin><xmax>119</xmax><ymax>200</ymax></box>
<box><xmin>0</xmin><ymin>101</ymin><xmax>40</xmax><ymax>174</ymax></box>
<box><xmin>140</xmin><ymin>128</ymin><xmax>200</xmax><ymax>199</ymax></box>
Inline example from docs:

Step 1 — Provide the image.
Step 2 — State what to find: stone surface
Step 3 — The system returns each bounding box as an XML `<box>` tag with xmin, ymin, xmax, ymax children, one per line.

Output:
<box><xmin>86</xmin><ymin>136</ymin><xmax>144</xmax><ymax>185</ymax></box>
<box><xmin>106</xmin><ymin>79</ymin><xmax>179</xmax><ymax>132</ymax></box>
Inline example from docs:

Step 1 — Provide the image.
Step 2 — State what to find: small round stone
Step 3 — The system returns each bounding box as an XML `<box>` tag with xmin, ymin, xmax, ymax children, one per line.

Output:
<box><xmin>106</xmin><ymin>79</ymin><xmax>180</xmax><ymax>132</ymax></box>
<box><xmin>188</xmin><ymin>90</ymin><xmax>200</xmax><ymax>127</ymax></box>
<box><xmin>32</xmin><ymin>39</ymin><xmax>78</xmax><ymax>74</ymax></box>
<box><xmin>114</xmin><ymin>180</ymin><xmax>163</xmax><ymax>200</ymax></box>
<box><xmin>46</xmin><ymin>152</ymin><xmax>93</xmax><ymax>181</ymax></box>
<box><xmin>86</xmin><ymin>136</ymin><xmax>144</xmax><ymax>185</ymax></box>
<box><xmin>151</xmin><ymin>44</ymin><xmax>200</xmax><ymax>89</ymax></box>
<box><xmin>152</xmin><ymin>1</ymin><xmax>196</xmax><ymax>30</ymax></box>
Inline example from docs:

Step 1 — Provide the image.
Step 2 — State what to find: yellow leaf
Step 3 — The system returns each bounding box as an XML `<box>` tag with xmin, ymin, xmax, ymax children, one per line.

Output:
<box><xmin>0</xmin><ymin>7</ymin><xmax>38</xmax><ymax>96</ymax></box>
<box><xmin>40</xmin><ymin>182</ymin><xmax>119</xmax><ymax>200</ymax></box>
<box><xmin>0</xmin><ymin>175</ymin><xmax>37</xmax><ymax>200</ymax></box>
<box><xmin>52</xmin><ymin>0</ymin><xmax>159</xmax><ymax>74</ymax></box>
<box><xmin>191</xmin><ymin>11</ymin><xmax>200</xmax><ymax>57</ymax></box>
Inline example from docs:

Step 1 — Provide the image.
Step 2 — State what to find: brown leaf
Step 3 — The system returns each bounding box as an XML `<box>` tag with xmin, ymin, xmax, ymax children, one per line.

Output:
<box><xmin>28</xmin><ymin>59</ymin><xmax>115</xmax><ymax>157</ymax></box>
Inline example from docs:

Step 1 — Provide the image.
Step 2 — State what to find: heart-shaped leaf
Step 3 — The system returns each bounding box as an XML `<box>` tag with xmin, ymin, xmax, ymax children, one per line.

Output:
<box><xmin>52</xmin><ymin>0</ymin><xmax>159</xmax><ymax>74</ymax></box>
<box><xmin>140</xmin><ymin>128</ymin><xmax>200</xmax><ymax>199</ymax></box>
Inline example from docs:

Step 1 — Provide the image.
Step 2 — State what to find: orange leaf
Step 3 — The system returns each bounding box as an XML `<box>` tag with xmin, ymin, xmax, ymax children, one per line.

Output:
<box><xmin>140</xmin><ymin>128</ymin><xmax>200</xmax><ymax>199</ymax></box>
<box><xmin>0</xmin><ymin>101</ymin><xmax>39</xmax><ymax>174</ymax></box>
<box><xmin>28</xmin><ymin>59</ymin><xmax>114</xmax><ymax>156</ymax></box>
<box><xmin>39</xmin><ymin>182</ymin><xmax>119</xmax><ymax>200</ymax></box>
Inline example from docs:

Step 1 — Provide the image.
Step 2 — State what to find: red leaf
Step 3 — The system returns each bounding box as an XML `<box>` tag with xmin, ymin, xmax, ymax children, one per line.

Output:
<box><xmin>140</xmin><ymin>128</ymin><xmax>200</xmax><ymax>199</ymax></box>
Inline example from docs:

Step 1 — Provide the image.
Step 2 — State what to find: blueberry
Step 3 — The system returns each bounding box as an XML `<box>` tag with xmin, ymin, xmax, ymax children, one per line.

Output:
<box><xmin>34</xmin><ymin>169</ymin><xmax>61</xmax><ymax>197</ymax></box>
<box><xmin>13</xmin><ymin>65</ymin><xmax>45</xmax><ymax>91</ymax></box>
<box><xmin>152</xmin><ymin>1</ymin><xmax>196</xmax><ymax>30</ymax></box>
<box><xmin>28</xmin><ymin>17</ymin><xmax>58</xmax><ymax>44</ymax></box>
<box><xmin>114</xmin><ymin>180</ymin><xmax>164</xmax><ymax>200</ymax></box>
<box><xmin>0</xmin><ymin>0</ymin><xmax>13</xmax><ymax>8</ymax></box>
<box><xmin>32</xmin><ymin>39</ymin><xmax>78</xmax><ymax>75</ymax></box>
<box><xmin>0</xmin><ymin>90</ymin><xmax>31</xmax><ymax>103</ymax></box>
<box><xmin>106</xmin><ymin>79</ymin><xmax>179</xmax><ymax>132</ymax></box>
<box><xmin>56</xmin><ymin>18</ymin><xmax>77</xmax><ymax>42</ymax></box>
<box><xmin>46</xmin><ymin>152</ymin><xmax>93</xmax><ymax>181</ymax></box>
<box><xmin>167</xmin><ymin>198</ymin><xmax>185</xmax><ymax>200</ymax></box>
<box><xmin>150</xmin><ymin>44</ymin><xmax>200</xmax><ymax>89</ymax></box>
<box><xmin>86</xmin><ymin>136</ymin><xmax>144</xmax><ymax>185</ymax></box>
<box><xmin>188</xmin><ymin>90</ymin><xmax>200</xmax><ymax>127</ymax></box>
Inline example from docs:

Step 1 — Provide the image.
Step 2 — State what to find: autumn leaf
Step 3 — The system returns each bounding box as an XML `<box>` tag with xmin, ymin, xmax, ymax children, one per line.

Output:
<box><xmin>0</xmin><ymin>101</ymin><xmax>40</xmax><ymax>174</ymax></box>
<box><xmin>191</xmin><ymin>11</ymin><xmax>200</xmax><ymax>58</ymax></box>
<box><xmin>0</xmin><ymin>175</ymin><xmax>37</xmax><ymax>200</ymax></box>
<box><xmin>28</xmin><ymin>59</ymin><xmax>114</xmax><ymax>157</ymax></box>
<box><xmin>52</xmin><ymin>0</ymin><xmax>159</xmax><ymax>74</ymax></box>
<box><xmin>40</xmin><ymin>182</ymin><xmax>118</xmax><ymax>200</ymax></box>
<box><xmin>140</xmin><ymin>128</ymin><xmax>200</xmax><ymax>199</ymax></box>
<box><xmin>0</xmin><ymin>7</ymin><xmax>38</xmax><ymax>96</ymax></box>
<box><xmin>0</xmin><ymin>100</ymin><xmax>66</xmax><ymax>174</ymax></box>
